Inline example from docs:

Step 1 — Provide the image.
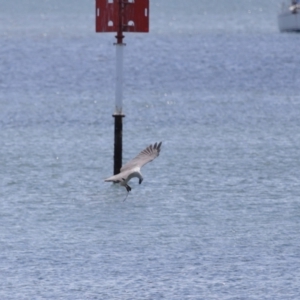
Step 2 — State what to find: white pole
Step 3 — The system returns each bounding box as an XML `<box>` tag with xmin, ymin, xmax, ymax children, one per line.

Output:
<box><xmin>115</xmin><ymin>43</ymin><xmax>124</xmax><ymax>115</ymax></box>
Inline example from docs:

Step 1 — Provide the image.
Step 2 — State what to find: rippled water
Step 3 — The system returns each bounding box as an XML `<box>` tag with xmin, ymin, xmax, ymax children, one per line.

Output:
<box><xmin>1</xmin><ymin>0</ymin><xmax>300</xmax><ymax>299</ymax></box>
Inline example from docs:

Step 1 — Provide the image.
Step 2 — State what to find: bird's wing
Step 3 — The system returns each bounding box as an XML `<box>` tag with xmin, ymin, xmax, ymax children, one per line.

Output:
<box><xmin>120</xmin><ymin>142</ymin><xmax>162</xmax><ymax>172</ymax></box>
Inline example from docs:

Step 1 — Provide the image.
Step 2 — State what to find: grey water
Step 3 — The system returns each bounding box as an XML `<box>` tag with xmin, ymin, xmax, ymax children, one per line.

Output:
<box><xmin>1</xmin><ymin>0</ymin><xmax>300</xmax><ymax>299</ymax></box>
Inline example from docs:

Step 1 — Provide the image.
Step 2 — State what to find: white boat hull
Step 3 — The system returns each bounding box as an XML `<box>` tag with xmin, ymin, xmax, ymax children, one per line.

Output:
<box><xmin>278</xmin><ymin>10</ymin><xmax>300</xmax><ymax>32</ymax></box>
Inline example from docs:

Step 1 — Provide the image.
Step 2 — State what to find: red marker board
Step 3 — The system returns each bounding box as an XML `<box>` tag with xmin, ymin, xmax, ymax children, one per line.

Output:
<box><xmin>96</xmin><ymin>0</ymin><xmax>149</xmax><ymax>33</ymax></box>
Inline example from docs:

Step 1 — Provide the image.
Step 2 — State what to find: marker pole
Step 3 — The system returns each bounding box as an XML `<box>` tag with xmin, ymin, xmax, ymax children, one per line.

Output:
<box><xmin>113</xmin><ymin>0</ymin><xmax>125</xmax><ymax>175</ymax></box>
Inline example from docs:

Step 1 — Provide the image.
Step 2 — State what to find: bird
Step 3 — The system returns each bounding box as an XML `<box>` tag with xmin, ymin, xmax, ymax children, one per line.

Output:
<box><xmin>104</xmin><ymin>142</ymin><xmax>162</xmax><ymax>199</ymax></box>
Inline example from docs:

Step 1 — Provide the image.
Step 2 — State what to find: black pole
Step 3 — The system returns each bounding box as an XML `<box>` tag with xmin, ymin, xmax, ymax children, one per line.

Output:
<box><xmin>113</xmin><ymin>114</ymin><xmax>125</xmax><ymax>175</ymax></box>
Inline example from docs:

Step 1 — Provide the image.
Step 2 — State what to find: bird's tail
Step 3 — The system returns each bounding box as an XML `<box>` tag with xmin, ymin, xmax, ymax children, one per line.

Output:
<box><xmin>104</xmin><ymin>174</ymin><xmax>118</xmax><ymax>182</ymax></box>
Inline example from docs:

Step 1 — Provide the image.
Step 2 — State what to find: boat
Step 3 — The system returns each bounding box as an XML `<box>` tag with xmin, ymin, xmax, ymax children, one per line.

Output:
<box><xmin>278</xmin><ymin>1</ymin><xmax>300</xmax><ymax>32</ymax></box>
